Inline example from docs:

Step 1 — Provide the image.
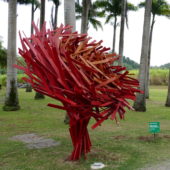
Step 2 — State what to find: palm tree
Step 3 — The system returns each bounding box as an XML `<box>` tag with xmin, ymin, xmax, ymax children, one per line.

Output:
<box><xmin>50</xmin><ymin>0</ymin><xmax>60</xmax><ymax>29</ymax></box>
<box><xmin>40</xmin><ymin>0</ymin><xmax>46</xmax><ymax>29</ymax></box>
<box><xmin>3</xmin><ymin>0</ymin><xmax>20</xmax><ymax>111</ymax></box>
<box><xmin>133</xmin><ymin>0</ymin><xmax>152</xmax><ymax>112</ymax></box>
<box><xmin>75</xmin><ymin>0</ymin><xmax>105</xmax><ymax>33</ymax></box>
<box><xmin>165</xmin><ymin>69</ymin><xmax>170</xmax><ymax>107</ymax></box>
<box><xmin>96</xmin><ymin>0</ymin><xmax>137</xmax><ymax>53</ymax></box>
<box><xmin>34</xmin><ymin>0</ymin><xmax>46</xmax><ymax>99</ymax></box>
<box><xmin>31</xmin><ymin>0</ymin><xmax>40</xmax><ymax>35</ymax></box>
<box><xmin>81</xmin><ymin>0</ymin><xmax>91</xmax><ymax>33</ymax></box>
<box><xmin>139</xmin><ymin>0</ymin><xmax>170</xmax><ymax>99</ymax></box>
<box><xmin>64</xmin><ymin>0</ymin><xmax>76</xmax><ymax>31</ymax></box>
<box><xmin>118</xmin><ymin>0</ymin><xmax>127</xmax><ymax>66</ymax></box>
<box><xmin>63</xmin><ymin>0</ymin><xmax>76</xmax><ymax>124</ymax></box>
<box><xmin>26</xmin><ymin>0</ymin><xmax>40</xmax><ymax>92</ymax></box>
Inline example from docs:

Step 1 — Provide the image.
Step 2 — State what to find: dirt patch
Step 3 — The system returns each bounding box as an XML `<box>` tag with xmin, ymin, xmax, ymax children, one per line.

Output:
<box><xmin>138</xmin><ymin>136</ymin><xmax>154</xmax><ymax>142</ymax></box>
<box><xmin>113</xmin><ymin>135</ymin><xmax>128</xmax><ymax>140</ymax></box>
<box><xmin>162</xmin><ymin>135</ymin><xmax>170</xmax><ymax>139</ymax></box>
<box><xmin>138</xmin><ymin>135</ymin><xmax>170</xmax><ymax>142</ymax></box>
<box><xmin>10</xmin><ymin>133</ymin><xmax>60</xmax><ymax>149</ymax></box>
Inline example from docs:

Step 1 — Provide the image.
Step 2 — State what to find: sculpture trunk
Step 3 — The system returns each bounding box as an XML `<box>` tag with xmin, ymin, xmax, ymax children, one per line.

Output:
<box><xmin>69</xmin><ymin>117</ymin><xmax>91</xmax><ymax>160</ymax></box>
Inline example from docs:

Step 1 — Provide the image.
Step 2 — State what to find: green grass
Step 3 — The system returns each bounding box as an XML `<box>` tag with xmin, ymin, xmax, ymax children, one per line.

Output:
<box><xmin>0</xmin><ymin>86</ymin><xmax>170</xmax><ymax>170</ymax></box>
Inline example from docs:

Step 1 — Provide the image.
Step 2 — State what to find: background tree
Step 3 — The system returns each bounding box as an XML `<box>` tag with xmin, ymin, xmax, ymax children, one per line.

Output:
<box><xmin>40</xmin><ymin>0</ymin><xmax>45</xmax><ymax>28</ymax></box>
<box><xmin>75</xmin><ymin>0</ymin><xmax>105</xmax><ymax>33</ymax></box>
<box><xmin>31</xmin><ymin>0</ymin><xmax>40</xmax><ymax>35</ymax></box>
<box><xmin>133</xmin><ymin>0</ymin><xmax>152</xmax><ymax>112</ymax></box>
<box><xmin>165</xmin><ymin>69</ymin><xmax>170</xmax><ymax>107</ymax></box>
<box><xmin>26</xmin><ymin>0</ymin><xmax>40</xmax><ymax>92</ymax></box>
<box><xmin>139</xmin><ymin>0</ymin><xmax>170</xmax><ymax>99</ymax></box>
<box><xmin>96</xmin><ymin>0</ymin><xmax>137</xmax><ymax>53</ymax></box>
<box><xmin>64</xmin><ymin>0</ymin><xmax>76</xmax><ymax>123</ymax></box>
<box><xmin>64</xmin><ymin>0</ymin><xmax>76</xmax><ymax>31</ymax></box>
<box><xmin>34</xmin><ymin>0</ymin><xmax>46</xmax><ymax>99</ymax></box>
<box><xmin>3</xmin><ymin>0</ymin><xmax>20</xmax><ymax>111</ymax></box>
<box><xmin>50</xmin><ymin>0</ymin><xmax>60</xmax><ymax>29</ymax></box>
<box><xmin>81</xmin><ymin>0</ymin><xmax>91</xmax><ymax>33</ymax></box>
<box><xmin>118</xmin><ymin>0</ymin><xmax>126</xmax><ymax>66</ymax></box>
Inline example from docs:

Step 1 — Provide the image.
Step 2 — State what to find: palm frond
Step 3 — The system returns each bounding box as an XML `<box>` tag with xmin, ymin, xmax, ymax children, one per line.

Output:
<box><xmin>89</xmin><ymin>18</ymin><xmax>103</xmax><ymax>30</ymax></box>
<box><xmin>105</xmin><ymin>14</ymin><xmax>114</xmax><ymax>24</ymax></box>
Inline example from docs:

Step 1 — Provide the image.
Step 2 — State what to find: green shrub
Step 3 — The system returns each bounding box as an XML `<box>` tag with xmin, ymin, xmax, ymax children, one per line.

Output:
<box><xmin>129</xmin><ymin>69</ymin><xmax>169</xmax><ymax>86</ymax></box>
<box><xmin>0</xmin><ymin>74</ymin><xmax>26</xmax><ymax>86</ymax></box>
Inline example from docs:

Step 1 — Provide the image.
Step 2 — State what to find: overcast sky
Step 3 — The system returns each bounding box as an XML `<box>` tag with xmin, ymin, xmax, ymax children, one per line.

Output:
<box><xmin>0</xmin><ymin>0</ymin><xmax>170</xmax><ymax>66</ymax></box>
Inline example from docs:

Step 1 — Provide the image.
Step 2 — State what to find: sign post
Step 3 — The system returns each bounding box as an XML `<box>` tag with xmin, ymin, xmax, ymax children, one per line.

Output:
<box><xmin>149</xmin><ymin>122</ymin><xmax>160</xmax><ymax>139</ymax></box>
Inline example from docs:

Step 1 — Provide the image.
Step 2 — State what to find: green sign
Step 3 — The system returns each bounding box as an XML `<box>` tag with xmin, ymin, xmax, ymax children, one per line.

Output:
<box><xmin>149</xmin><ymin>122</ymin><xmax>160</xmax><ymax>133</ymax></box>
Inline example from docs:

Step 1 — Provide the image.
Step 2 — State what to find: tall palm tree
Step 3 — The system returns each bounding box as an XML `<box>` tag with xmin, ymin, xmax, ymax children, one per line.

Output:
<box><xmin>3</xmin><ymin>0</ymin><xmax>20</xmax><ymax>111</ymax></box>
<box><xmin>139</xmin><ymin>0</ymin><xmax>170</xmax><ymax>99</ymax></box>
<box><xmin>40</xmin><ymin>0</ymin><xmax>45</xmax><ymax>29</ymax></box>
<box><xmin>26</xmin><ymin>0</ymin><xmax>40</xmax><ymax>92</ymax></box>
<box><xmin>118</xmin><ymin>0</ymin><xmax>127</xmax><ymax>66</ymax></box>
<box><xmin>64</xmin><ymin>0</ymin><xmax>76</xmax><ymax>31</ymax></box>
<box><xmin>165</xmin><ymin>69</ymin><xmax>170</xmax><ymax>107</ymax></box>
<box><xmin>31</xmin><ymin>0</ymin><xmax>40</xmax><ymax>35</ymax></box>
<box><xmin>75</xmin><ymin>0</ymin><xmax>105</xmax><ymax>33</ymax></box>
<box><xmin>64</xmin><ymin>0</ymin><xmax>76</xmax><ymax>124</ymax></box>
<box><xmin>34</xmin><ymin>0</ymin><xmax>46</xmax><ymax>99</ymax></box>
<box><xmin>50</xmin><ymin>0</ymin><xmax>60</xmax><ymax>29</ymax></box>
<box><xmin>133</xmin><ymin>0</ymin><xmax>152</xmax><ymax>112</ymax></box>
<box><xmin>81</xmin><ymin>0</ymin><xmax>91</xmax><ymax>33</ymax></box>
<box><xmin>96</xmin><ymin>0</ymin><xmax>137</xmax><ymax>53</ymax></box>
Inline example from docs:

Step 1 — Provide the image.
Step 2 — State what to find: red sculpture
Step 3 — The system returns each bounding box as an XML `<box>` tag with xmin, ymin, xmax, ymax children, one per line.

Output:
<box><xmin>15</xmin><ymin>24</ymin><xmax>140</xmax><ymax>161</ymax></box>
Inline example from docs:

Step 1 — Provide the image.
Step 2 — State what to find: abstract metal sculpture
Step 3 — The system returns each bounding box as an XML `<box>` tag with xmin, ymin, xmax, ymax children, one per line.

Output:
<box><xmin>15</xmin><ymin>24</ymin><xmax>140</xmax><ymax>161</ymax></box>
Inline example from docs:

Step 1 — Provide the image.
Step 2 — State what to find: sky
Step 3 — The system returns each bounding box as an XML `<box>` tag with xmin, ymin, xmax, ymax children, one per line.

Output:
<box><xmin>0</xmin><ymin>0</ymin><xmax>170</xmax><ymax>66</ymax></box>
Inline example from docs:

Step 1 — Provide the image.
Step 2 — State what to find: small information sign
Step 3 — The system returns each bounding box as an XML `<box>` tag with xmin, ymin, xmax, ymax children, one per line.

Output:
<box><xmin>149</xmin><ymin>122</ymin><xmax>160</xmax><ymax>133</ymax></box>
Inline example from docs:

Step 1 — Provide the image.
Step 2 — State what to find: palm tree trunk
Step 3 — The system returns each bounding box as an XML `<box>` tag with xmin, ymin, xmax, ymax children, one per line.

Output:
<box><xmin>34</xmin><ymin>0</ymin><xmax>46</xmax><ymax>99</ymax></box>
<box><xmin>112</xmin><ymin>16</ymin><xmax>117</xmax><ymax>53</ymax></box>
<box><xmin>64</xmin><ymin>0</ymin><xmax>76</xmax><ymax>32</ymax></box>
<box><xmin>31</xmin><ymin>0</ymin><xmax>35</xmax><ymax>35</ymax></box>
<box><xmin>26</xmin><ymin>0</ymin><xmax>35</xmax><ymax>93</ymax></box>
<box><xmin>146</xmin><ymin>14</ymin><xmax>155</xmax><ymax>99</ymax></box>
<box><xmin>3</xmin><ymin>0</ymin><xmax>20</xmax><ymax>111</ymax></box>
<box><xmin>81</xmin><ymin>0</ymin><xmax>91</xmax><ymax>33</ymax></box>
<box><xmin>40</xmin><ymin>0</ymin><xmax>45</xmax><ymax>29</ymax></box>
<box><xmin>118</xmin><ymin>0</ymin><xmax>126</xmax><ymax>66</ymax></box>
<box><xmin>133</xmin><ymin>0</ymin><xmax>152</xmax><ymax>112</ymax></box>
<box><xmin>64</xmin><ymin>0</ymin><xmax>76</xmax><ymax>123</ymax></box>
<box><xmin>165</xmin><ymin>69</ymin><xmax>170</xmax><ymax>107</ymax></box>
<box><xmin>54</xmin><ymin>4</ymin><xmax>59</xmax><ymax>29</ymax></box>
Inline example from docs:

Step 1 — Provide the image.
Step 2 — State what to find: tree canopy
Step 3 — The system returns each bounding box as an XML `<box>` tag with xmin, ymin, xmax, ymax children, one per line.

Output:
<box><xmin>75</xmin><ymin>0</ymin><xmax>105</xmax><ymax>30</ymax></box>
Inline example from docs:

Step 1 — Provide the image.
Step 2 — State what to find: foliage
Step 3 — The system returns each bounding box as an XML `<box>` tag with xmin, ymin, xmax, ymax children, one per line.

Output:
<box><xmin>160</xmin><ymin>63</ymin><xmax>170</xmax><ymax>69</ymax></box>
<box><xmin>0</xmin><ymin>87</ymin><xmax>170</xmax><ymax>169</ymax></box>
<box><xmin>123</xmin><ymin>56</ymin><xmax>139</xmax><ymax>70</ymax></box>
<box><xmin>3</xmin><ymin>0</ymin><xmax>40</xmax><ymax>6</ymax></box>
<box><xmin>0</xmin><ymin>41</ymin><xmax>7</xmax><ymax>69</ymax></box>
<box><xmin>96</xmin><ymin>0</ymin><xmax>138</xmax><ymax>25</ymax></box>
<box><xmin>75</xmin><ymin>0</ymin><xmax>105</xmax><ymax>30</ymax></box>
<box><xmin>130</xmin><ymin>69</ymin><xmax>169</xmax><ymax>86</ymax></box>
<box><xmin>0</xmin><ymin>74</ymin><xmax>26</xmax><ymax>86</ymax></box>
<box><xmin>139</xmin><ymin>0</ymin><xmax>170</xmax><ymax>17</ymax></box>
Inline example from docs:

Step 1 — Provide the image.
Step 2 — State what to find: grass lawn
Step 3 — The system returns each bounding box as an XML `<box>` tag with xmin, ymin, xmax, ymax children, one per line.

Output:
<box><xmin>0</xmin><ymin>86</ymin><xmax>170</xmax><ymax>170</ymax></box>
